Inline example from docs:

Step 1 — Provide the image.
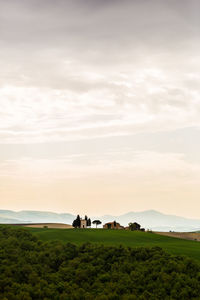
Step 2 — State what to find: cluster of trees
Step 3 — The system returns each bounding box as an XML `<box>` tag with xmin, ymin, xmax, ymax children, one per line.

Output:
<box><xmin>72</xmin><ymin>215</ymin><xmax>91</xmax><ymax>228</ymax></box>
<box><xmin>1</xmin><ymin>226</ymin><xmax>200</xmax><ymax>299</ymax></box>
<box><xmin>72</xmin><ymin>215</ymin><xmax>102</xmax><ymax>228</ymax></box>
<box><xmin>128</xmin><ymin>222</ymin><xmax>145</xmax><ymax>231</ymax></box>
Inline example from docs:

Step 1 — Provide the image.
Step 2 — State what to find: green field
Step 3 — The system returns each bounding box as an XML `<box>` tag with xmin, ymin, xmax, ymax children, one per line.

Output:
<box><xmin>27</xmin><ymin>228</ymin><xmax>200</xmax><ymax>263</ymax></box>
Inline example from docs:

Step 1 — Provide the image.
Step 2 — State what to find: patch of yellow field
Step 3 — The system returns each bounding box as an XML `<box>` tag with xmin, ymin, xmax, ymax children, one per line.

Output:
<box><xmin>155</xmin><ymin>231</ymin><xmax>200</xmax><ymax>241</ymax></box>
<box><xmin>21</xmin><ymin>223</ymin><xmax>73</xmax><ymax>229</ymax></box>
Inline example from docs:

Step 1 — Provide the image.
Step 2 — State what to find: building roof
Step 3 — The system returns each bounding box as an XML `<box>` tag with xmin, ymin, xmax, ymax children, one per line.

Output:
<box><xmin>104</xmin><ymin>221</ymin><xmax>120</xmax><ymax>225</ymax></box>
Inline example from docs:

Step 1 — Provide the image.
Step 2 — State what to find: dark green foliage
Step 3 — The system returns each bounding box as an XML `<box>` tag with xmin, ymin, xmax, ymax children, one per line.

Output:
<box><xmin>72</xmin><ymin>215</ymin><xmax>81</xmax><ymax>228</ymax></box>
<box><xmin>77</xmin><ymin>215</ymin><xmax>81</xmax><ymax>226</ymax></box>
<box><xmin>1</xmin><ymin>227</ymin><xmax>200</xmax><ymax>299</ymax></box>
<box><xmin>129</xmin><ymin>222</ymin><xmax>141</xmax><ymax>231</ymax></box>
<box><xmin>72</xmin><ymin>219</ymin><xmax>78</xmax><ymax>228</ymax></box>
<box><xmin>87</xmin><ymin>218</ymin><xmax>91</xmax><ymax>227</ymax></box>
<box><xmin>23</xmin><ymin>228</ymin><xmax>200</xmax><ymax>262</ymax></box>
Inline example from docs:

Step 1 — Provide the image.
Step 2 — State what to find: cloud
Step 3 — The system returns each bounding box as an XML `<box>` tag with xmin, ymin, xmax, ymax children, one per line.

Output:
<box><xmin>0</xmin><ymin>68</ymin><xmax>200</xmax><ymax>144</ymax></box>
<box><xmin>0</xmin><ymin>0</ymin><xmax>200</xmax><ymax>145</ymax></box>
<box><xmin>1</xmin><ymin>0</ymin><xmax>200</xmax><ymax>88</ymax></box>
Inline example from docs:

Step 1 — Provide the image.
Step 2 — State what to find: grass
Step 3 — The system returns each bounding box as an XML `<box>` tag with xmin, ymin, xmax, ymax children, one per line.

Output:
<box><xmin>27</xmin><ymin>228</ymin><xmax>200</xmax><ymax>263</ymax></box>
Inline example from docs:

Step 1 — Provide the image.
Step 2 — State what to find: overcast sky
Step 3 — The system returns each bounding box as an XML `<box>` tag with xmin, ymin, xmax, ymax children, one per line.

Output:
<box><xmin>0</xmin><ymin>0</ymin><xmax>200</xmax><ymax>218</ymax></box>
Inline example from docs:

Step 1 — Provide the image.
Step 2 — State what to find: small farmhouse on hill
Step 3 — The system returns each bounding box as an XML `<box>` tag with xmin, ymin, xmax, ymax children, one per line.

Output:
<box><xmin>103</xmin><ymin>221</ymin><xmax>124</xmax><ymax>229</ymax></box>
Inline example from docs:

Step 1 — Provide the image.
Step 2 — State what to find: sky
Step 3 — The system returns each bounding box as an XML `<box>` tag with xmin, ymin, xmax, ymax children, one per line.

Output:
<box><xmin>0</xmin><ymin>0</ymin><xmax>200</xmax><ymax>218</ymax></box>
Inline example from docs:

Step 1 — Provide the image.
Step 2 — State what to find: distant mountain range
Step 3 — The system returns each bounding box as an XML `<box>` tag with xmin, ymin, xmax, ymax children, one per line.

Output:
<box><xmin>0</xmin><ymin>210</ymin><xmax>75</xmax><ymax>225</ymax></box>
<box><xmin>1</xmin><ymin>209</ymin><xmax>200</xmax><ymax>232</ymax></box>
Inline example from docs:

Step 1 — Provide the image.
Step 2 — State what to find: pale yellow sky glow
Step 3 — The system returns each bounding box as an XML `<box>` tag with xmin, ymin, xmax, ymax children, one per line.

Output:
<box><xmin>0</xmin><ymin>0</ymin><xmax>200</xmax><ymax>218</ymax></box>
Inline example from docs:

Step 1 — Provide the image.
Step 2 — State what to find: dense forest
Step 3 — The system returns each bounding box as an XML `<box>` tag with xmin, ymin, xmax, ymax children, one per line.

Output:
<box><xmin>1</xmin><ymin>226</ymin><xmax>200</xmax><ymax>299</ymax></box>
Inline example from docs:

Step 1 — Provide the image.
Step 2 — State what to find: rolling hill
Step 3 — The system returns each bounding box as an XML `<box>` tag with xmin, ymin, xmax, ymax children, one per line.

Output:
<box><xmin>26</xmin><ymin>228</ymin><xmax>200</xmax><ymax>263</ymax></box>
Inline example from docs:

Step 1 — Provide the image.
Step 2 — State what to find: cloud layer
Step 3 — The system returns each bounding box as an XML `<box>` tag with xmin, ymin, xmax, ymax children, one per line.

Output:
<box><xmin>0</xmin><ymin>1</ymin><xmax>200</xmax><ymax>143</ymax></box>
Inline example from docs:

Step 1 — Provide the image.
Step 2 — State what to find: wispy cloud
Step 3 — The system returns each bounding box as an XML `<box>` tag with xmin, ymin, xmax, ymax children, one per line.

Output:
<box><xmin>0</xmin><ymin>68</ymin><xmax>200</xmax><ymax>144</ymax></box>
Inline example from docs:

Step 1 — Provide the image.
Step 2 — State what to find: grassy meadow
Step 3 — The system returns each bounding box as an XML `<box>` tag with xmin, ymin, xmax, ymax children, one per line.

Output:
<box><xmin>27</xmin><ymin>227</ymin><xmax>200</xmax><ymax>263</ymax></box>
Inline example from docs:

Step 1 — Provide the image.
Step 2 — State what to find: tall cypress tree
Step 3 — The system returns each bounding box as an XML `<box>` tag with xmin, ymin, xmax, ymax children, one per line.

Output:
<box><xmin>72</xmin><ymin>219</ymin><xmax>77</xmax><ymax>228</ymax></box>
<box><xmin>77</xmin><ymin>215</ymin><xmax>81</xmax><ymax>228</ymax></box>
<box><xmin>87</xmin><ymin>218</ymin><xmax>91</xmax><ymax>227</ymax></box>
